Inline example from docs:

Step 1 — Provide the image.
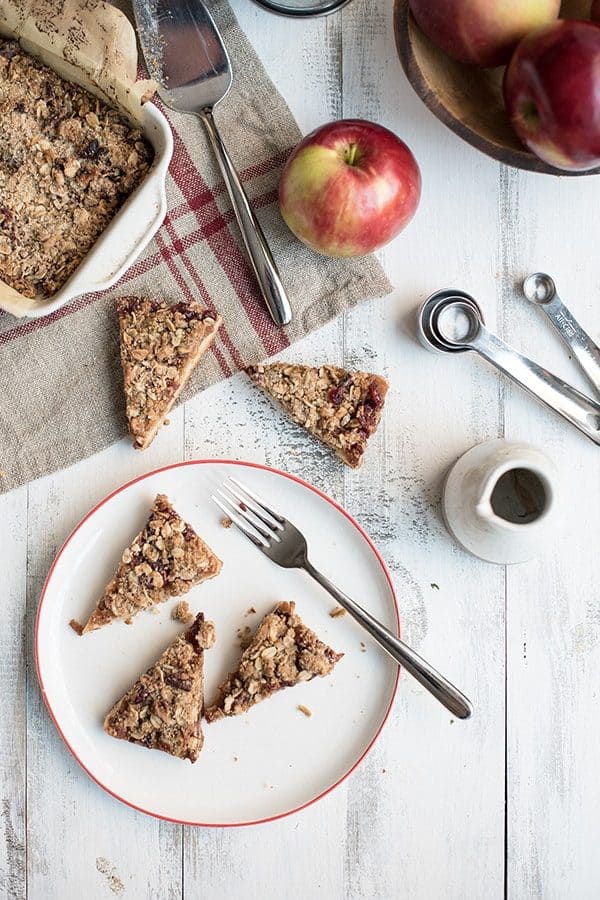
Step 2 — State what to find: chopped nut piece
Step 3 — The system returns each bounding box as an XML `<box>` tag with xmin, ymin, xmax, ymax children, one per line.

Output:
<box><xmin>246</xmin><ymin>363</ymin><xmax>388</xmax><ymax>468</ymax></box>
<box><xmin>80</xmin><ymin>494</ymin><xmax>221</xmax><ymax>633</ymax></box>
<box><xmin>221</xmin><ymin>517</ymin><xmax>233</xmax><ymax>529</ymax></box>
<box><xmin>172</xmin><ymin>600</ymin><xmax>194</xmax><ymax>625</ymax></box>
<box><xmin>117</xmin><ymin>297</ymin><xmax>222</xmax><ymax>450</ymax></box>
<box><xmin>0</xmin><ymin>39</ymin><xmax>153</xmax><ymax>298</ymax></box>
<box><xmin>104</xmin><ymin>612</ymin><xmax>215</xmax><ymax>762</ymax></box>
<box><xmin>329</xmin><ymin>606</ymin><xmax>347</xmax><ymax>618</ymax></box>
<box><xmin>205</xmin><ymin>601</ymin><xmax>343</xmax><ymax>722</ymax></box>
<box><xmin>297</xmin><ymin>704</ymin><xmax>312</xmax><ymax>718</ymax></box>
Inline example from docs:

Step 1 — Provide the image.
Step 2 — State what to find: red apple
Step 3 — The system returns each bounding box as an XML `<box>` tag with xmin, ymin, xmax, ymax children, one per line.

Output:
<box><xmin>279</xmin><ymin>120</ymin><xmax>421</xmax><ymax>258</ymax></box>
<box><xmin>408</xmin><ymin>0</ymin><xmax>560</xmax><ymax>67</ymax></box>
<box><xmin>504</xmin><ymin>19</ymin><xmax>600</xmax><ymax>171</ymax></box>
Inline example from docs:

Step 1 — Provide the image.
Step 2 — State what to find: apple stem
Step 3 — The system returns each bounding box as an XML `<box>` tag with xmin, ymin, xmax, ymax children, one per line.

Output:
<box><xmin>344</xmin><ymin>143</ymin><xmax>361</xmax><ymax>166</ymax></box>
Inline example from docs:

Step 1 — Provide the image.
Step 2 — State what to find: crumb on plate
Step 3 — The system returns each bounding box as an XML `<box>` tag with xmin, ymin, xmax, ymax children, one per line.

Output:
<box><xmin>69</xmin><ymin>618</ymin><xmax>84</xmax><ymax>636</ymax></box>
<box><xmin>297</xmin><ymin>704</ymin><xmax>312</xmax><ymax>718</ymax></box>
<box><xmin>236</xmin><ymin>625</ymin><xmax>253</xmax><ymax>649</ymax></box>
<box><xmin>221</xmin><ymin>516</ymin><xmax>233</xmax><ymax>528</ymax></box>
<box><xmin>329</xmin><ymin>606</ymin><xmax>347</xmax><ymax>618</ymax></box>
<box><xmin>172</xmin><ymin>600</ymin><xmax>194</xmax><ymax>625</ymax></box>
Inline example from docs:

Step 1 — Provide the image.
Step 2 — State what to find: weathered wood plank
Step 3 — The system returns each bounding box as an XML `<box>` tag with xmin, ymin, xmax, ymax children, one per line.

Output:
<box><xmin>183</xmin><ymin>7</ymin><xmax>348</xmax><ymax>893</ymax></box>
<box><xmin>502</xmin><ymin>166</ymin><xmax>600</xmax><ymax>898</ymax></box>
<box><xmin>0</xmin><ymin>486</ymin><xmax>27</xmax><ymax>900</ymax></box>
<box><xmin>24</xmin><ymin>420</ymin><xmax>186</xmax><ymax>899</ymax></box>
<box><xmin>339</xmin><ymin>2</ymin><xmax>505</xmax><ymax>897</ymax></box>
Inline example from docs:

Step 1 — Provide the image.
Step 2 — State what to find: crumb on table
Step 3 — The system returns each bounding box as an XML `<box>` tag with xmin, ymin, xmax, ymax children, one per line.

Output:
<box><xmin>172</xmin><ymin>600</ymin><xmax>194</xmax><ymax>625</ymax></box>
<box><xmin>329</xmin><ymin>606</ymin><xmax>347</xmax><ymax>618</ymax></box>
<box><xmin>297</xmin><ymin>704</ymin><xmax>312</xmax><ymax>718</ymax></box>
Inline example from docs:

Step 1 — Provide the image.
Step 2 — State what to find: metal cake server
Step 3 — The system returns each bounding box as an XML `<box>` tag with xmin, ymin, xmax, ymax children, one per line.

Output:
<box><xmin>133</xmin><ymin>0</ymin><xmax>292</xmax><ymax>327</ymax></box>
<box><xmin>522</xmin><ymin>273</ymin><xmax>600</xmax><ymax>397</ymax></box>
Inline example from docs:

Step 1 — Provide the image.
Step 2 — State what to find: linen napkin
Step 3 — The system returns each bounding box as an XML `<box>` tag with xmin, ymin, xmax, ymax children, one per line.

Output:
<box><xmin>0</xmin><ymin>0</ymin><xmax>391</xmax><ymax>494</ymax></box>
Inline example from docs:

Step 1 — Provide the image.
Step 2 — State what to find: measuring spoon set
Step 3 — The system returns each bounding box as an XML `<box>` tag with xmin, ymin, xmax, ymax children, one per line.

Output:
<box><xmin>417</xmin><ymin>274</ymin><xmax>600</xmax><ymax>445</ymax></box>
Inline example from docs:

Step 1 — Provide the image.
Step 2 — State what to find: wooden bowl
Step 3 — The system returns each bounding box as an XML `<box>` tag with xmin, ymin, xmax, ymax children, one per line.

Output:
<box><xmin>393</xmin><ymin>0</ymin><xmax>600</xmax><ymax>176</ymax></box>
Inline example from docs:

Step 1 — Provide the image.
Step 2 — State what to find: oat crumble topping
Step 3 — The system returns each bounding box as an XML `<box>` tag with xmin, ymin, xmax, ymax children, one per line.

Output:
<box><xmin>0</xmin><ymin>39</ymin><xmax>153</xmax><ymax>298</ymax></box>
<box><xmin>81</xmin><ymin>493</ymin><xmax>221</xmax><ymax>633</ymax></box>
<box><xmin>117</xmin><ymin>297</ymin><xmax>222</xmax><ymax>450</ymax></box>
<box><xmin>104</xmin><ymin>612</ymin><xmax>216</xmax><ymax>762</ymax></box>
<box><xmin>247</xmin><ymin>363</ymin><xmax>388</xmax><ymax>468</ymax></box>
<box><xmin>172</xmin><ymin>600</ymin><xmax>194</xmax><ymax>625</ymax></box>
<box><xmin>205</xmin><ymin>601</ymin><xmax>342</xmax><ymax>722</ymax></box>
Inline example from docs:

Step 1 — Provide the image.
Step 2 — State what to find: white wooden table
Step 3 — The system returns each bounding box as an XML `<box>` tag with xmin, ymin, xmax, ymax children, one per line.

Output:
<box><xmin>3</xmin><ymin>1</ymin><xmax>600</xmax><ymax>896</ymax></box>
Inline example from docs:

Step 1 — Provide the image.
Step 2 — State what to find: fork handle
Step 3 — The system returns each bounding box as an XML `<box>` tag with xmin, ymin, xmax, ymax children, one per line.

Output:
<box><xmin>199</xmin><ymin>110</ymin><xmax>292</xmax><ymax>327</ymax></box>
<box><xmin>303</xmin><ymin>560</ymin><xmax>472</xmax><ymax>720</ymax></box>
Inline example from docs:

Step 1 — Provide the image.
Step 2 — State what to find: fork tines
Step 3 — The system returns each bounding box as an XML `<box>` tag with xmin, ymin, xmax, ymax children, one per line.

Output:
<box><xmin>211</xmin><ymin>477</ymin><xmax>284</xmax><ymax>548</ymax></box>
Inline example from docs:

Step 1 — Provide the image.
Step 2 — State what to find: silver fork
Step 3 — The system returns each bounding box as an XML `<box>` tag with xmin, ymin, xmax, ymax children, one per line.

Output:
<box><xmin>212</xmin><ymin>478</ymin><xmax>473</xmax><ymax>720</ymax></box>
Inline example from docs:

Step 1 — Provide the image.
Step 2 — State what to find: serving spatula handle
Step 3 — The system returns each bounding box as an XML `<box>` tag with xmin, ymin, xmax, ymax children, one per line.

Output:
<box><xmin>199</xmin><ymin>110</ymin><xmax>292</xmax><ymax>327</ymax></box>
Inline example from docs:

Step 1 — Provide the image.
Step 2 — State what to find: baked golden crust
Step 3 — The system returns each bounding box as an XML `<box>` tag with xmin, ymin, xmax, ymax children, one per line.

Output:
<box><xmin>117</xmin><ymin>297</ymin><xmax>222</xmax><ymax>450</ymax></box>
<box><xmin>205</xmin><ymin>601</ymin><xmax>343</xmax><ymax>722</ymax></box>
<box><xmin>0</xmin><ymin>38</ymin><xmax>153</xmax><ymax>298</ymax></box>
<box><xmin>81</xmin><ymin>494</ymin><xmax>221</xmax><ymax>634</ymax></box>
<box><xmin>104</xmin><ymin>612</ymin><xmax>215</xmax><ymax>762</ymax></box>
<box><xmin>247</xmin><ymin>363</ymin><xmax>388</xmax><ymax>468</ymax></box>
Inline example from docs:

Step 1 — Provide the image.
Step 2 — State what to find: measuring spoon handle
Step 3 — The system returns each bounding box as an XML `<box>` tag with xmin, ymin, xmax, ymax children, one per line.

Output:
<box><xmin>537</xmin><ymin>296</ymin><xmax>600</xmax><ymax>396</ymax></box>
<box><xmin>472</xmin><ymin>327</ymin><xmax>600</xmax><ymax>445</ymax></box>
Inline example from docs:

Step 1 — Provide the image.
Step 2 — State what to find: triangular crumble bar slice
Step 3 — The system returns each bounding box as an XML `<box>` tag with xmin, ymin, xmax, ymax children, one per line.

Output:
<box><xmin>104</xmin><ymin>613</ymin><xmax>215</xmax><ymax>762</ymax></box>
<box><xmin>81</xmin><ymin>494</ymin><xmax>221</xmax><ymax>634</ymax></box>
<box><xmin>246</xmin><ymin>363</ymin><xmax>388</xmax><ymax>468</ymax></box>
<box><xmin>205</xmin><ymin>601</ymin><xmax>343</xmax><ymax>722</ymax></box>
<box><xmin>117</xmin><ymin>297</ymin><xmax>222</xmax><ymax>450</ymax></box>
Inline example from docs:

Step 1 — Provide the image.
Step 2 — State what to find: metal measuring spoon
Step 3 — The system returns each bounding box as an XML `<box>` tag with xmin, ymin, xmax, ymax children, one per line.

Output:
<box><xmin>523</xmin><ymin>273</ymin><xmax>600</xmax><ymax>396</ymax></box>
<box><xmin>418</xmin><ymin>290</ymin><xmax>600</xmax><ymax>446</ymax></box>
<box><xmin>417</xmin><ymin>289</ymin><xmax>484</xmax><ymax>353</ymax></box>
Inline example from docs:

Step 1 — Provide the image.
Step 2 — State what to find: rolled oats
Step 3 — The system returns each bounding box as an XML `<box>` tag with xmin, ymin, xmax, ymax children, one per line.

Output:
<box><xmin>104</xmin><ymin>612</ymin><xmax>215</xmax><ymax>762</ymax></box>
<box><xmin>0</xmin><ymin>39</ymin><xmax>153</xmax><ymax>298</ymax></box>
<box><xmin>81</xmin><ymin>494</ymin><xmax>222</xmax><ymax>633</ymax></box>
<box><xmin>246</xmin><ymin>363</ymin><xmax>388</xmax><ymax>468</ymax></box>
<box><xmin>172</xmin><ymin>600</ymin><xmax>194</xmax><ymax>625</ymax></box>
<box><xmin>117</xmin><ymin>297</ymin><xmax>223</xmax><ymax>450</ymax></box>
<box><xmin>205</xmin><ymin>601</ymin><xmax>343</xmax><ymax>722</ymax></box>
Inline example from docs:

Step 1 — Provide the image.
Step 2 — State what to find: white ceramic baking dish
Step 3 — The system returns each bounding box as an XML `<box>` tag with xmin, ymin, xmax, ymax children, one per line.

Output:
<box><xmin>1</xmin><ymin>101</ymin><xmax>172</xmax><ymax>319</ymax></box>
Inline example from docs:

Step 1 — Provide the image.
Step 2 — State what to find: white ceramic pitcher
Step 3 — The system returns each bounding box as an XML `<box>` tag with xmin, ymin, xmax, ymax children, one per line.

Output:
<box><xmin>442</xmin><ymin>439</ymin><xmax>559</xmax><ymax>564</ymax></box>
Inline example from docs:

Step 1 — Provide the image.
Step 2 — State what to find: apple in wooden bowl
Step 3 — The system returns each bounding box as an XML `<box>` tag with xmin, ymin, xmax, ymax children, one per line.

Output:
<box><xmin>394</xmin><ymin>0</ymin><xmax>600</xmax><ymax>175</ymax></box>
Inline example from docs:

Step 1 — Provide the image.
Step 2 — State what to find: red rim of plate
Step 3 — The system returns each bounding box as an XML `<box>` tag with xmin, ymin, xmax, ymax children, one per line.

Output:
<box><xmin>35</xmin><ymin>459</ymin><xmax>401</xmax><ymax>827</ymax></box>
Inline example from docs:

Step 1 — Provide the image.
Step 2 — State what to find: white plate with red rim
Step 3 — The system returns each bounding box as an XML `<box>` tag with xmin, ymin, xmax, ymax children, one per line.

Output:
<box><xmin>36</xmin><ymin>460</ymin><xmax>400</xmax><ymax>826</ymax></box>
